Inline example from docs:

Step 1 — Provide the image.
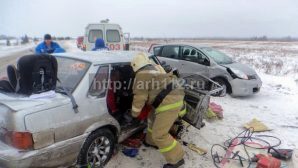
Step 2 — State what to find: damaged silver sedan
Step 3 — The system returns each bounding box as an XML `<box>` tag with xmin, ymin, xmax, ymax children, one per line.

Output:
<box><xmin>0</xmin><ymin>51</ymin><xmax>217</xmax><ymax>168</ymax></box>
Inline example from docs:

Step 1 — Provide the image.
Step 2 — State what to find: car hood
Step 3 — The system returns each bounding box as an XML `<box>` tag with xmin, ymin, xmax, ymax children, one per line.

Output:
<box><xmin>222</xmin><ymin>62</ymin><xmax>256</xmax><ymax>75</ymax></box>
<box><xmin>0</xmin><ymin>92</ymin><xmax>69</xmax><ymax>111</ymax></box>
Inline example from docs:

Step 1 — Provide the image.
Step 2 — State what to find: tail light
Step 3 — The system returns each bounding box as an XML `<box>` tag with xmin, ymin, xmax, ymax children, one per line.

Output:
<box><xmin>4</xmin><ymin>131</ymin><xmax>33</xmax><ymax>150</ymax></box>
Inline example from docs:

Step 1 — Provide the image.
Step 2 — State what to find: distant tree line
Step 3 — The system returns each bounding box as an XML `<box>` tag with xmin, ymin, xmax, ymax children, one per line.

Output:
<box><xmin>131</xmin><ymin>36</ymin><xmax>298</xmax><ymax>42</ymax></box>
<box><xmin>0</xmin><ymin>35</ymin><xmax>73</xmax><ymax>40</ymax></box>
<box><xmin>0</xmin><ymin>34</ymin><xmax>74</xmax><ymax>46</ymax></box>
<box><xmin>50</xmin><ymin>36</ymin><xmax>73</xmax><ymax>40</ymax></box>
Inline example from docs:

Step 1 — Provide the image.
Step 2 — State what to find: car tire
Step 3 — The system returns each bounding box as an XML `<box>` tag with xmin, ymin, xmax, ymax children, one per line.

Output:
<box><xmin>211</xmin><ymin>79</ymin><xmax>228</xmax><ymax>97</ymax></box>
<box><xmin>77</xmin><ymin>129</ymin><xmax>115</xmax><ymax>168</ymax></box>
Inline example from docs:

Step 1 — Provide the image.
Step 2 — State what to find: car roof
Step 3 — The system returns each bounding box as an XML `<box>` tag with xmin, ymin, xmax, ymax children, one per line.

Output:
<box><xmin>54</xmin><ymin>51</ymin><xmax>148</xmax><ymax>65</ymax></box>
<box><xmin>153</xmin><ymin>43</ymin><xmax>210</xmax><ymax>49</ymax></box>
<box><xmin>86</xmin><ymin>23</ymin><xmax>121</xmax><ymax>29</ymax></box>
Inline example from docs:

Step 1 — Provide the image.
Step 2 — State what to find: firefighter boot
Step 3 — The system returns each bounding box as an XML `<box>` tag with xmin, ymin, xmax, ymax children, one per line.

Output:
<box><xmin>163</xmin><ymin>159</ymin><xmax>185</xmax><ymax>168</ymax></box>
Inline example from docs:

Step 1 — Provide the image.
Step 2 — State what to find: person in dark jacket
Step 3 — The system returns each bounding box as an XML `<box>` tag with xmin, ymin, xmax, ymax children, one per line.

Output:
<box><xmin>92</xmin><ymin>38</ymin><xmax>109</xmax><ymax>51</ymax></box>
<box><xmin>35</xmin><ymin>34</ymin><xmax>65</xmax><ymax>54</ymax></box>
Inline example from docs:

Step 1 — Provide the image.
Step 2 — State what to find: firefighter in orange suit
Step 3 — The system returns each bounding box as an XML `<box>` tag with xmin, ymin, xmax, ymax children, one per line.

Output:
<box><xmin>131</xmin><ymin>53</ymin><xmax>186</xmax><ymax>168</ymax></box>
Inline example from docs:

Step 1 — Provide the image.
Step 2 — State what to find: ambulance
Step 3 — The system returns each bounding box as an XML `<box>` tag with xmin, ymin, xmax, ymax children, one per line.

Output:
<box><xmin>82</xmin><ymin>19</ymin><xmax>130</xmax><ymax>51</ymax></box>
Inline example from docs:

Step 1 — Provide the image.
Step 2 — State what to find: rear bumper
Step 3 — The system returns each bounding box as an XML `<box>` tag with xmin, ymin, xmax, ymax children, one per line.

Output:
<box><xmin>0</xmin><ymin>134</ymin><xmax>87</xmax><ymax>168</ymax></box>
<box><xmin>230</xmin><ymin>76</ymin><xmax>262</xmax><ymax>97</ymax></box>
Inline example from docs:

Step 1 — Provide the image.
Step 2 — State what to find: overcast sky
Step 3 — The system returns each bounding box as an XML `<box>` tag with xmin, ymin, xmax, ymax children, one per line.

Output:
<box><xmin>0</xmin><ymin>0</ymin><xmax>297</xmax><ymax>38</ymax></box>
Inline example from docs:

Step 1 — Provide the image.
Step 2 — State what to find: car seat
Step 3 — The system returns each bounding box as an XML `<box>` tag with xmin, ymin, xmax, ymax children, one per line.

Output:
<box><xmin>0</xmin><ymin>65</ymin><xmax>19</xmax><ymax>93</ymax></box>
<box><xmin>17</xmin><ymin>54</ymin><xmax>58</xmax><ymax>95</ymax></box>
<box><xmin>182</xmin><ymin>49</ymin><xmax>190</xmax><ymax>59</ymax></box>
<box><xmin>190</xmin><ymin>49</ymin><xmax>196</xmax><ymax>56</ymax></box>
<box><xmin>0</xmin><ymin>80</ymin><xmax>14</xmax><ymax>93</ymax></box>
<box><xmin>183</xmin><ymin>49</ymin><xmax>190</xmax><ymax>56</ymax></box>
<box><xmin>7</xmin><ymin>65</ymin><xmax>19</xmax><ymax>91</ymax></box>
<box><xmin>107</xmin><ymin>69</ymin><xmax>120</xmax><ymax>114</ymax></box>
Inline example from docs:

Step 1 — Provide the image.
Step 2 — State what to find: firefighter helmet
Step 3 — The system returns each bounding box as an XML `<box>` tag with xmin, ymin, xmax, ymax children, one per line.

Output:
<box><xmin>131</xmin><ymin>53</ymin><xmax>151</xmax><ymax>72</ymax></box>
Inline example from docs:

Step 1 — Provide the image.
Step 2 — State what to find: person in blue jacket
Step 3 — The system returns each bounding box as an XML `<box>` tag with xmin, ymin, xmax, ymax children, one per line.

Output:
<box><xmin>92</xmin><ymin>38</ymin><xmax>109</xmax><ymax>51</ymax></box>
<box><xmin>35</xmin><ymin>34</ymin><xmax>65</xmax><ymax>54</ymax></box>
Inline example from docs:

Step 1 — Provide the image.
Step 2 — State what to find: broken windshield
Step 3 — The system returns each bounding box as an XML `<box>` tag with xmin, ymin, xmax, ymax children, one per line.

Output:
<box><xmin>55</xmin><ymin>57</ymin><xmax>91</xmax><ymax>92</ymax></box>
<box><xmin>201</xmin><ymin>47</ymin><xmax>233</xmax><ymax>65</ymax></box>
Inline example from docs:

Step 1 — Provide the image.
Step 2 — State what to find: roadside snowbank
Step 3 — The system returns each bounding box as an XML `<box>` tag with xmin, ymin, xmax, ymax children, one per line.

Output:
<box><xmin>0</xmin><ymin>43</ymin><xmax>34</xmax><ymax>58</ymax></box>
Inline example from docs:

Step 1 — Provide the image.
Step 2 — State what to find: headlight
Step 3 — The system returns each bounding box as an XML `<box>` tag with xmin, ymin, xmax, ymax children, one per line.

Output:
<box><xmin>229</xmin><ymin>68</ymin><xmax>248</xmax><ymax>80</ymax></box>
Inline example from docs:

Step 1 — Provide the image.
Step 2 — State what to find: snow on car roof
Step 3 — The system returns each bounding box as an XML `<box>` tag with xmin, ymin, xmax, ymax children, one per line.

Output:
<box><xmin>153</xmin><ymin>43</ymin><xmax>209</xmax><ymax>49</ymax></box>
<box><xmin>54</xmin><ymin>51</ymin><xmax>148</xmax><ymax>64</ymax></box>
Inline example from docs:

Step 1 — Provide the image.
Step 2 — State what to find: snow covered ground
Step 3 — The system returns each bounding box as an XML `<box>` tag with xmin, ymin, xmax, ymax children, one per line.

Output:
<box><xmin>183</xmin><ymin>73</ymin><xmax>298</xmax><ymax>167</ymax></box>
<box><xmin>0</xmin><ymin>42</ymin><xmax>35</xmax><ymax>58</ymax></box>
<box><xmin>105</xmin><ymin>74</ymin><xmax>298</xmax><ymax>168</ymax></box>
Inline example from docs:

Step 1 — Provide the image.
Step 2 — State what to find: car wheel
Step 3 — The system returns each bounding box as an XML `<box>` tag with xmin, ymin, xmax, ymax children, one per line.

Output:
<box><xmin>211</xmin><ymin>79</ymin><xmax>227</xmax><ymax>97</ymax></box>
<box><xmin>77</xmin><ymin>129</ymin><xmax>115</xmax><ymax>168</ymax></box>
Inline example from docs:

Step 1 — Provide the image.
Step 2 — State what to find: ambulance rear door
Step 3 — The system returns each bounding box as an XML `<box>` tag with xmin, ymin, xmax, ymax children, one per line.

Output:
<box><xmin>104</xmin><ymin>24</ymin><xmax>124</xmax><ymax>51</ymax></box>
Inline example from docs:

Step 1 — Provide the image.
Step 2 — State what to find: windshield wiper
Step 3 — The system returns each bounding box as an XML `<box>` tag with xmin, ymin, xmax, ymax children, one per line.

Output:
<box><xmin>55</xmin><ymin>85</ymin><xmax>79</xmax><ymax>113</ymax></box>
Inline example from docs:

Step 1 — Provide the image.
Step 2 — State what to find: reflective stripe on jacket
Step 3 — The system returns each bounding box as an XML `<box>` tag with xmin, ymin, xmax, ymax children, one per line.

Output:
<box><xmin>131</xmin><ymin>66</ymin><xmax>185</xmax><ymax>117</ymax></box>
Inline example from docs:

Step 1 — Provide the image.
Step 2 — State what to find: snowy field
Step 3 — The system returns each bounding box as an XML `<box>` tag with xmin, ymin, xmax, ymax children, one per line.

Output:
<box><xmin>0</xmin><ymin>40</ymin><xmax>297</xmax><ymax>167</ymax></box>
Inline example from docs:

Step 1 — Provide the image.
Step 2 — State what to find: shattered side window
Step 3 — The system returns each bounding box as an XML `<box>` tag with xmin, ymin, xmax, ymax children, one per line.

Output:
<box><xmin>201</xmin><ymin>47</ymin><xmax>233</xmax><ymax>65</ymax></box>
<box><xmin>89</xmin><ymin>65</ymin><xmax>109</xmax><ymax>98</ymax></box>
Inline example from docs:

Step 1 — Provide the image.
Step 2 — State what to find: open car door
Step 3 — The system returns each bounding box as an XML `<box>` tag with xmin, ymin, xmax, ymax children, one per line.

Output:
<box><xmin>182</xmin><ymin>74</ymin><xmax>223</xmax><ymax>129</ymax></box>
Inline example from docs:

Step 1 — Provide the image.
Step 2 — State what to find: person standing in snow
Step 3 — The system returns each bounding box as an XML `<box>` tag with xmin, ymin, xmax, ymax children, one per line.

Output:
<box><xmin>130</xmin><ymin>53</ymin><xmax>186</xmax><ymax>168</ymax></box>
<box><xmin>92</xmin><ymin>38</ymin><xmax>109</xmax><ymax>51</ymax></box>
<box><xmin>35</xmin><ymin>34</ymin><xmax>65</xmax><ymax>54</ymax></box>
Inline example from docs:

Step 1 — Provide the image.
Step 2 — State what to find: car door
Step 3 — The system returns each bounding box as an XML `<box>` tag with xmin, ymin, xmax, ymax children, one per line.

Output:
<box><xmin>155</xmin><ymin>52</ymin><xmax>220</xmax><ymax>130</ymax></box>
<box><xmin>86</xmin><ymin>27</ymin><xmax>104</xmax><ymax>51</ymax></box>
<box><xmin>182</xmin><ymin>74</ymin><xmax>223</xmax><ymax>130</ymax></box>
<box><xmin>52</xmin><ymin>64</ymin><xmax>111</xmax><ymax>142</ymax></box>
<box><xmin>82</xmin><ymin>64</ymin><xmax>111</xmax><ymax>124</ymax></box>
<box><xmin>157</xmin><ymin>45</ymin><xmax>181</xmax><ymax>69</ymax></box>
<box><xmin>105</xmin><ymin>28</ymin><xmax>123</xmax><ymax>50</ymax></box>
<box><xmin>178</xmin><ymin>46</ymin><xmax>210</xmax><ymax>78</ymax></box>
<box><xmin>183</xmin><ymin>86</ymin><xmax>209</xmax><ymax>130</ymax></box>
